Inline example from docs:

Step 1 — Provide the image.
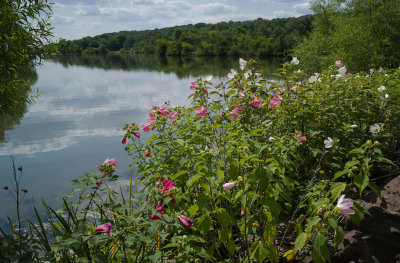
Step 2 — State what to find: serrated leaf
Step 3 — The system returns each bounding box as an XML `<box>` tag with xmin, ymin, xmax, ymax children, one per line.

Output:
<box><xmin>294</xmin><ymin>232</ymin><xmax>307</xmax><ymax>253</ymax></box>
<box><xmin>354</xmin><ymin>172</ymin><xmax>369</xmax><ymax>194</ymax></box>
<box><xmin>306</xmin><ymin>216</ymin><xmax>321</xmax><ymax>231</ymax></box>
<box><xmin>334</xmin><ymin>226</ymin><xmax>344</xmax><ymax>249</ymax></box>
<box><xmin>250</xmin><ymin>241</ymin><xmax>268</xmax><ymax>262</ymax></box>
<box><xmin>196</xmin><ymin>214</ymin><xmax>212</xmax><ymax>235</ymax></box>
<box><xmin>344</xmin><ymin>160</ymin><xmax>360</xmax><ymax>170</ymax></box>
<box><xmin>330</xmin><ymin>182</ymin><xmax>346</xmax><ymax>200</ymax></box>
<box><xmin>188</xmin><ymin>204</ymin><xmax>199</xmax><ymax>218</ymax></box>
<box><xmin>311</xmin><ymin>233</ymin><xmax>330</xmax><ymax>263</ymax></box>
<box><xmin>333</xmin><ymin>170</ymin><xmax>350</xmax><ymax>180</ymax></box>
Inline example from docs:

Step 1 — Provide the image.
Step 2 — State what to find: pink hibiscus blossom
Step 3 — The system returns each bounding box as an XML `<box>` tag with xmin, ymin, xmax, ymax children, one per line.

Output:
<box><xmin>336</xmin><ymin>195</ymin><xmax>355</xmax><ymax>218</ymax></box>
<box><xmin>230</xmin><ymin>106</ymin><xmax>241</xmax><ymax>118</ymax></box>
<box><xmin>121</xmin><ymin>136</ymin><xmax>128</xmax><ymax>144</ymax></box>
<box><xmin>296</xmin><ymin>132</ymin><xmax>307</xmax><ymax>144</ymax></box>
<box><xmin>190</xmin><ymin>81</ymin><xmax>197</xmax><ymax>91</ymax></box>
<box><xmin>169</xmin><ymin>112</ymin><xmax>178</xmax><ymax>119</ymax></box>
<box><xmin>142</xmin><ymin>123</ymin><xmax>150</xmax><ymax>132</ymax></box>
<box><xmin>178</xmin><ymin>215</ymin><xmax>194</xmax><ymax>229</ymax></box>
<box><xmin>103</xmin><ymin>158</ymin><xmax>118</xmax><ymax>167</ymax></box>
<box><xmin>158</xmin><ymin>105</ymin><xmax>169</xmax><ymax>116</ymax></box>
<box><xmin>335</xmin><ymin>60</ymin><xmax>342</xmax><ymax>67</ymax></box>
<box><xmin>144</xmin><ymin>149</ymin><xmax>151</xmax><ymax>157</ymax></box>
<box><xmin>269</xmin><ymin>95</ymin><xmax>282</xmax><ymax>108</ymax></box>
<box><xmin>223</xmin><ymin>182</ymin><xmax>235</xmax><ymax>191</ymax></box>
<box><xmin>133</xmin><ymin>131</ymin><xmax>140</xmax><ymax>138</ymax></box>
<box><xmin>96</xmin><ymin>222</ymin><xmax>112</xmax><ymax>233</ymax></box>
<box><xmin>194</xmin><ymin>106</ymin><xmax>207</xmax><ymax>118</ymax></box>
<box><xmin>204</xmin><ymin>88</ymin><xmax>208</xmax><ymax>95</ymax></box>
<box><xmin>252</xmin><ymin>97</ymin><xmax>263</xmax><ymax>108</ymax></box>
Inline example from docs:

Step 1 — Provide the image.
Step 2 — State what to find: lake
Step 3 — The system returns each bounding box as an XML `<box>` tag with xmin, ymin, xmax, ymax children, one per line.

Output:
<box><xmin>0</xmin><ymin>54</ymin><xmax>283</xmax><ymax>230</ymax></box>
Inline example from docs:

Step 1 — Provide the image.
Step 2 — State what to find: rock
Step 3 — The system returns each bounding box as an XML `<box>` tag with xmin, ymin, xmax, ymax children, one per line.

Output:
<box><xmin>375</xmin><ymin>175</ymin><xmax>400</xmax><ymax>212</ymax></box>
<box><xmin>333</xmin><ymin>229</ymin><xmax>375</xmax><ymax>263</ymax></box>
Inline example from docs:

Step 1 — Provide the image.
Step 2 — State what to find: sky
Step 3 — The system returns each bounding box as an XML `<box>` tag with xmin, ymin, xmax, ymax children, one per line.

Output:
<box><xmin>51</xmin><ymin>0</ymin><xmax>312</xmax><ymax>40</ymax></box>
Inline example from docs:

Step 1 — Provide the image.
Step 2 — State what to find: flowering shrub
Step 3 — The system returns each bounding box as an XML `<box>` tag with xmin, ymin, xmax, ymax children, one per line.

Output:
<box><xmin>6</xmin><ymin>59</ymin><xmax>399</xmax><ymax>262</ymax></box>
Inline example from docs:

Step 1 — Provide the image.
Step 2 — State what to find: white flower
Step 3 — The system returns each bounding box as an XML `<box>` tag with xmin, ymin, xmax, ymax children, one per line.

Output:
<box><xmin>370</xmin><ymin>124</ymin><xmax>380</xmax><ymax>134</ymax></box>
<box><xmin>239</xmin><ymin>58</ymin><xmax>247</xmax><ymax>70</ymax></box>
<box><xmin>244</xmin><ymin>70</ymin><xmax>252</xmax><ymax>79</ymax></box>
<box><xmin>385</xmin><ymin>94</ymin><xmax>389</xmax><ymax>99</ymax></box>
<box><xmin>324</xmin><ymin>137</ymin><xmax>334</xmax><ymax>148</ymax></box>
<box><xmin>308</xmin><ymin>75</ymin><xmax>317</xmax><ymax>83</ymax></box>
<box><xmin>227</xmin><ymin>69</ymin><xmax>237</xmax><ymax>79</ymax></box>
<box><xmin>337</xmin><ymin>66</ymin><xmax>347</xmax><ymax>78</ymax></box>
<box><xmin>268</xmin><ymin>136</ymin><xmax>276</xmax><ymax>142</ymax></box>
<box><xmin>377</xmin><ymin>86</ymin><xmax>386</xmax><ymax>92</ymax></box>
<box><xmin>254</xmin><ymin>72</ymin><xmax>262</xmax><ymax>83</ymax></box>
<box><xmin>291</xmin><ymin>57</ymin><xmax>299</xmax><ymax>65</ymax></box>
<box><xmin>350</xmin><ymin>124</ymin><xmax>358</xmax><ymax>128</ymax></box>
<box><xmin>206</xmin><ymin>75</ymin><xmax>213</xmax><ymax>82</ymax></box>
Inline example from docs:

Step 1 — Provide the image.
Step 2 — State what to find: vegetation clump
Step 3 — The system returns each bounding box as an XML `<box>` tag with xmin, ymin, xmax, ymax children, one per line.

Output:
<box><xmin>2</xmin><ymin>57</ymin><xmax>400</xmax><ymax>262</ymax></box>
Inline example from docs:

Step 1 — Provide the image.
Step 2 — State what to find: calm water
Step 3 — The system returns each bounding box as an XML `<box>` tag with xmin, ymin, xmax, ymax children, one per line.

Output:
<box><xmin>0</xmin><ymin>54</ymin><xmax>283</xmax><ymax>229</ymax></box>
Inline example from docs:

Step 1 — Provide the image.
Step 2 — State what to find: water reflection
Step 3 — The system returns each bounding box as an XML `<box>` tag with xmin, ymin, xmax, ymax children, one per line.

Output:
<box><xmin>49</xmin><ymin>53</ymin><xmax>283</xmax><ymax>79</ymax></box>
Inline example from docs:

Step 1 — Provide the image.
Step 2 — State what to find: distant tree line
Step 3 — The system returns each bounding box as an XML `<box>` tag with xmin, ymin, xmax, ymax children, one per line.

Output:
<box><xmin>56</xmin><ymin>15</ymin><xmax>313</xmax><ymax>57</ymax></box>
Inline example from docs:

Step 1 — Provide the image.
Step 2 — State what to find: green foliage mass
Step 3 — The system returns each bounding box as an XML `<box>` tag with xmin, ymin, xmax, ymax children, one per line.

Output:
<box><xmin>3</xmin><ymin>59</ymin><xmax>400</xmax><ymax>262</ymax></box>
<box><xmin>56</xmin><ymin>16</ymin><xmax>314</xmax><ymax>58</ymax></box>
<box><xmin>0</xmin><ymin>0</ymin><xmax>55</xmax><ymax>114</ymax></box>
<box><xmin>293</xmin><ymin>0</ymin><xmax>400</xmax><ymax>73</ymax></box>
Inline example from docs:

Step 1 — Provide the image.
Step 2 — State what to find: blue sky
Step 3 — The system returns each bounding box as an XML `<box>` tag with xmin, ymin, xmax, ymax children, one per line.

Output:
<box><xmin>51</xmin><ymin>0</ymin><xmax>312</xmax><ymax>40</ymax></box>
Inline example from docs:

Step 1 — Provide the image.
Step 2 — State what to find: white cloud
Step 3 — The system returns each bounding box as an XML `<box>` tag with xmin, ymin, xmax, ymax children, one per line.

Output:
<box><xmin>274</xmin><ymin>1</ymin><xmax>311</xmax><ymax>17</ymax></box>
<box><xmin>197</xmin><ymin>3</ymin><xmax>236</xmax><ymax>15</ymax></box>
<box><xmin>52</xmin><ymin>15</ymin><xmax>74</xmax><ymax>25</ymax></box>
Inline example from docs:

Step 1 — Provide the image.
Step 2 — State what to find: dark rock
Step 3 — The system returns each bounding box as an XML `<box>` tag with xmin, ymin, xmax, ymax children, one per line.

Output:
<box><xmin>332</xmin><ymin>229</ymin><xmax>375</xmax><ymax>263</ymax></box>
<box><xmin>376</xmin><ymin>175</ymin><xmax>400</xmax><ymax>213</ymax></box>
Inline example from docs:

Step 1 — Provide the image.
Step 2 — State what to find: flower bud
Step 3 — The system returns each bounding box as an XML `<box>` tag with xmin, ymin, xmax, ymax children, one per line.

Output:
<box><xmin>252</xmin><ymin>222</ymin><xmax>259</xmax><ymax>228</ymax></box>
<box><xmin>316</xmin><ymin>208</ymin><xmax>324</xmax><ymax>215</ymax></box>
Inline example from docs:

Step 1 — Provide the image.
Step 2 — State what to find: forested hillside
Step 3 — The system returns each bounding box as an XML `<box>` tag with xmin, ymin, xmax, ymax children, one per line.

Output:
<box><xmin>57</xmin><ymin>15</ymin><xmax>313</xmax><ymax>57</ymax></box>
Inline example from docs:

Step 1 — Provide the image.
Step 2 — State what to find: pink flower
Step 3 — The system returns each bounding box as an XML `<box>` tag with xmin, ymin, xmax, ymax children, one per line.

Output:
<box><xmin>161</xmin><ymin>178</ymin><xmax>174</xmax><ymax>194</ymax></box>
<box><xmin>336</xmin><ymin>195</ymin><xmax>355</xmax><ymax>218</ymax></box>
<box><xmin>96</xmin><ymin>222</ymin><xmax>112</xmax><ymax>233</ymax></box>
<box><xmin>194</xmin><ymin>106</ymin><xmax>207</xmax><ymax>118</ymax></box>
<box><xmin>252</xmin><ymin>97</ymin><xmax>263</xmax><ymax>108</ymax></box>
<box><xmin>296</xmin><ymin>132</ymin><xmax>307</xmax><ymax>144</ymax></box>
<box><xmin>96</xmin><ymin>178</ymin><xmax>104</xmax><ymax>187</ymax></box>
<box><xmin>150</xmin><ymin>214</ymin><xmax>163</xmax><ymax>220</ymax></box>
<box><xmin>230</xmin><ymin>107</ymin><xmax>240</xmax><ymax>118</ymax></box>
<box><xmin>121</xmin><ymin>136</ymin><xmax>128</xmax><ymax>144</ymax></box>
<box><xmin>171</xmin><ymin>120</ymin><xmax>175</xmax><ymax>125</ymax></box>
<box><xmin>169</xmin><ymin>112</ymin><xmax>178</xmax><ymax>119</ymax></box>
<box><xmin>269</xmin><ymin>95</ymin><xmax>281</xmax><ymax>108</ymax></box>
<box><xmin>103</xmin><ymin>158</ymin><xmax>118</xmax><ymax>167</ymax></box>
<box><xmin>379</xmin><ymin>66</ymin><xmax>383</xmax><ymax>72</ymax></box>
<box><xmin>144</xmin><ymin>149</ymin><xmax>151</xmax><ymax>157</ymax></box>
<box><xmin>155</xmin><ymin>179</ymin><xmax>161</xmax><ymax>185</ymax></box>
<box><xmin>178</xmin><ymin>215</ymin><xmax>194</xmax><ymax>229</ymax></box>
<box><xmin>223</xmin><ymin>182</ymin><xmax>235</xmax><ymax>191</ymax></box>
<box><xmin>316</xmin><ymin>208</ymin><xmax>324</xmax><ymax>215</ymax></box>
<box><xmin>142</xmin><ymin>123</ymin><xmax>150</xmax><ymax>132</ymax></box>
<box><xmin>158</xmin><ymin>105</ymin><xmax>169</xmax><ymax>116</ymax></box>
<box><xmin>156</xmin><ymin>201</ymin><xmax>164</xmax><ymax>213</ymax></box>
<box><xmin>190</xmin><ymin>81</ymin><xmax>197</xmax><ymax>91</ymax></box>
<box><xmin>335</xmin><ymin>60</ymin><xmax>342</xmax><ymax>67</ymax></box>
<box><xmin>149</xmin><ymin>112</ymin><xmax>157</xmax><ymax>120</ymax></box>
<box><xmin>238</xmin><ymin>90</ymin><xmax>245</xmax><ymax>98</ymax></box>
<box><xmin>204</xmin><ymin>88</ymin><xmax>208</xmax><ymax>95</ymax></box>
<box><xmin>133</xmin><ymin>131</ymin><xmax>140</xmax><ymax>138</ymax></box>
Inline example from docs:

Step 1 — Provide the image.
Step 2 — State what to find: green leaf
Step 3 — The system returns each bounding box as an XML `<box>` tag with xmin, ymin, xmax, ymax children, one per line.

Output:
<box><xmin>216</xmin><ymin>208</ymin><xmax>233</xmax><ymax>228</ymax></box>
<box><xmin>344</xmin><ymin>160</ymin><xmax>360</xmax><ymax>170</ymax></box>
<box><xmin>327</xmin><ymin>217</ymin><xmax>338</xmax><ymax>230</ymax></box>
<box><xmin>333</xmin><ymin>170</ymin><xmax>350</xmax><ymax>180</ymax></box>
<box><xmin>354</xmin><ymin>172</ymin><xmax>369</xmax><ymax>194</ymax></box>
<box><xmin>197</xmin><ymin>193</ymin><xmax>210</xmax><ymax>211</ymax></box>
<box><xmin>375</xmin><ymin>157</ymin><xmax>394</xmax><ymax>165</ymax></box>
<box><xmin>330</xmin><ymin>182</ymin><xmax>347</xmax><ymax>200</ymax></box>
<box><xmin>188</xmin><ymin>204</ymin><xmax>199</xmax><ymax>218</ymax></box>
<box><xmin>368</xmin><ymin>182</ymin><xmax>381</xmax><ymax>198</ymax></box>
<box><xmin>196</xmin><ymin>214</ymin><xmax>212</xmax><ymax>235</ymax></box>
<box><xmin>193</xmin><ymin>246</ymin><xmax>214</xmax><ymax>261</ymax></box>
<box><xmin>311</xmin><ymin>233</ymin><xmax>330</xmax><ymax>263</ymax></box>
<box><xmin>334</xmin><ymin>226</ymin><xmax>344</xmax><ymax>249</ymax></box>
<box><xmin>216</xmin><ymin>169</ymin><xmax>224</xmax><ymax>180</ymax></box>
<box><xmin>305</xmin><ymin>216</ymin><xmax>321</xmax><ymax>231</ymax></box>
<box><xmin>218</xmin><ymin>227</ymin><xmax>230</xmax><ymax>243</ymax></box>
<box><xmin>294</xmin><ymin>232</ymin><xmax>307</xmax><ymax>253</ymax></box>
<box><xmin>187</xmin><ymin>174</ymin><xmax>202</xmax><ymax>188</ymax></box>
<box><xmin>348</xmin><ymin>148</ymin><xmax>364</xmax><ymax>155</ymax></box>
<box><xmin>250</xmin><ymin>241</ymin><xmax>268</xmax><ymax>262</ymax></box>
<box><xmin>162</xmin><ymin>243</ymin><xmax>180</xmax><ymax>249</ymax></box>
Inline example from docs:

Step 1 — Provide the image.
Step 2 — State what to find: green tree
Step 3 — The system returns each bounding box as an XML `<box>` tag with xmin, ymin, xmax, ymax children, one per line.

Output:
<box><xmin>293</xmin><ymin>0</ymin><xmax>400</xmax><ymax>73</ymax></box>
<box><xmin>0</xmin><ymin>0</ymin><xmax>55</xmax><ymax>114</ymax></box>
